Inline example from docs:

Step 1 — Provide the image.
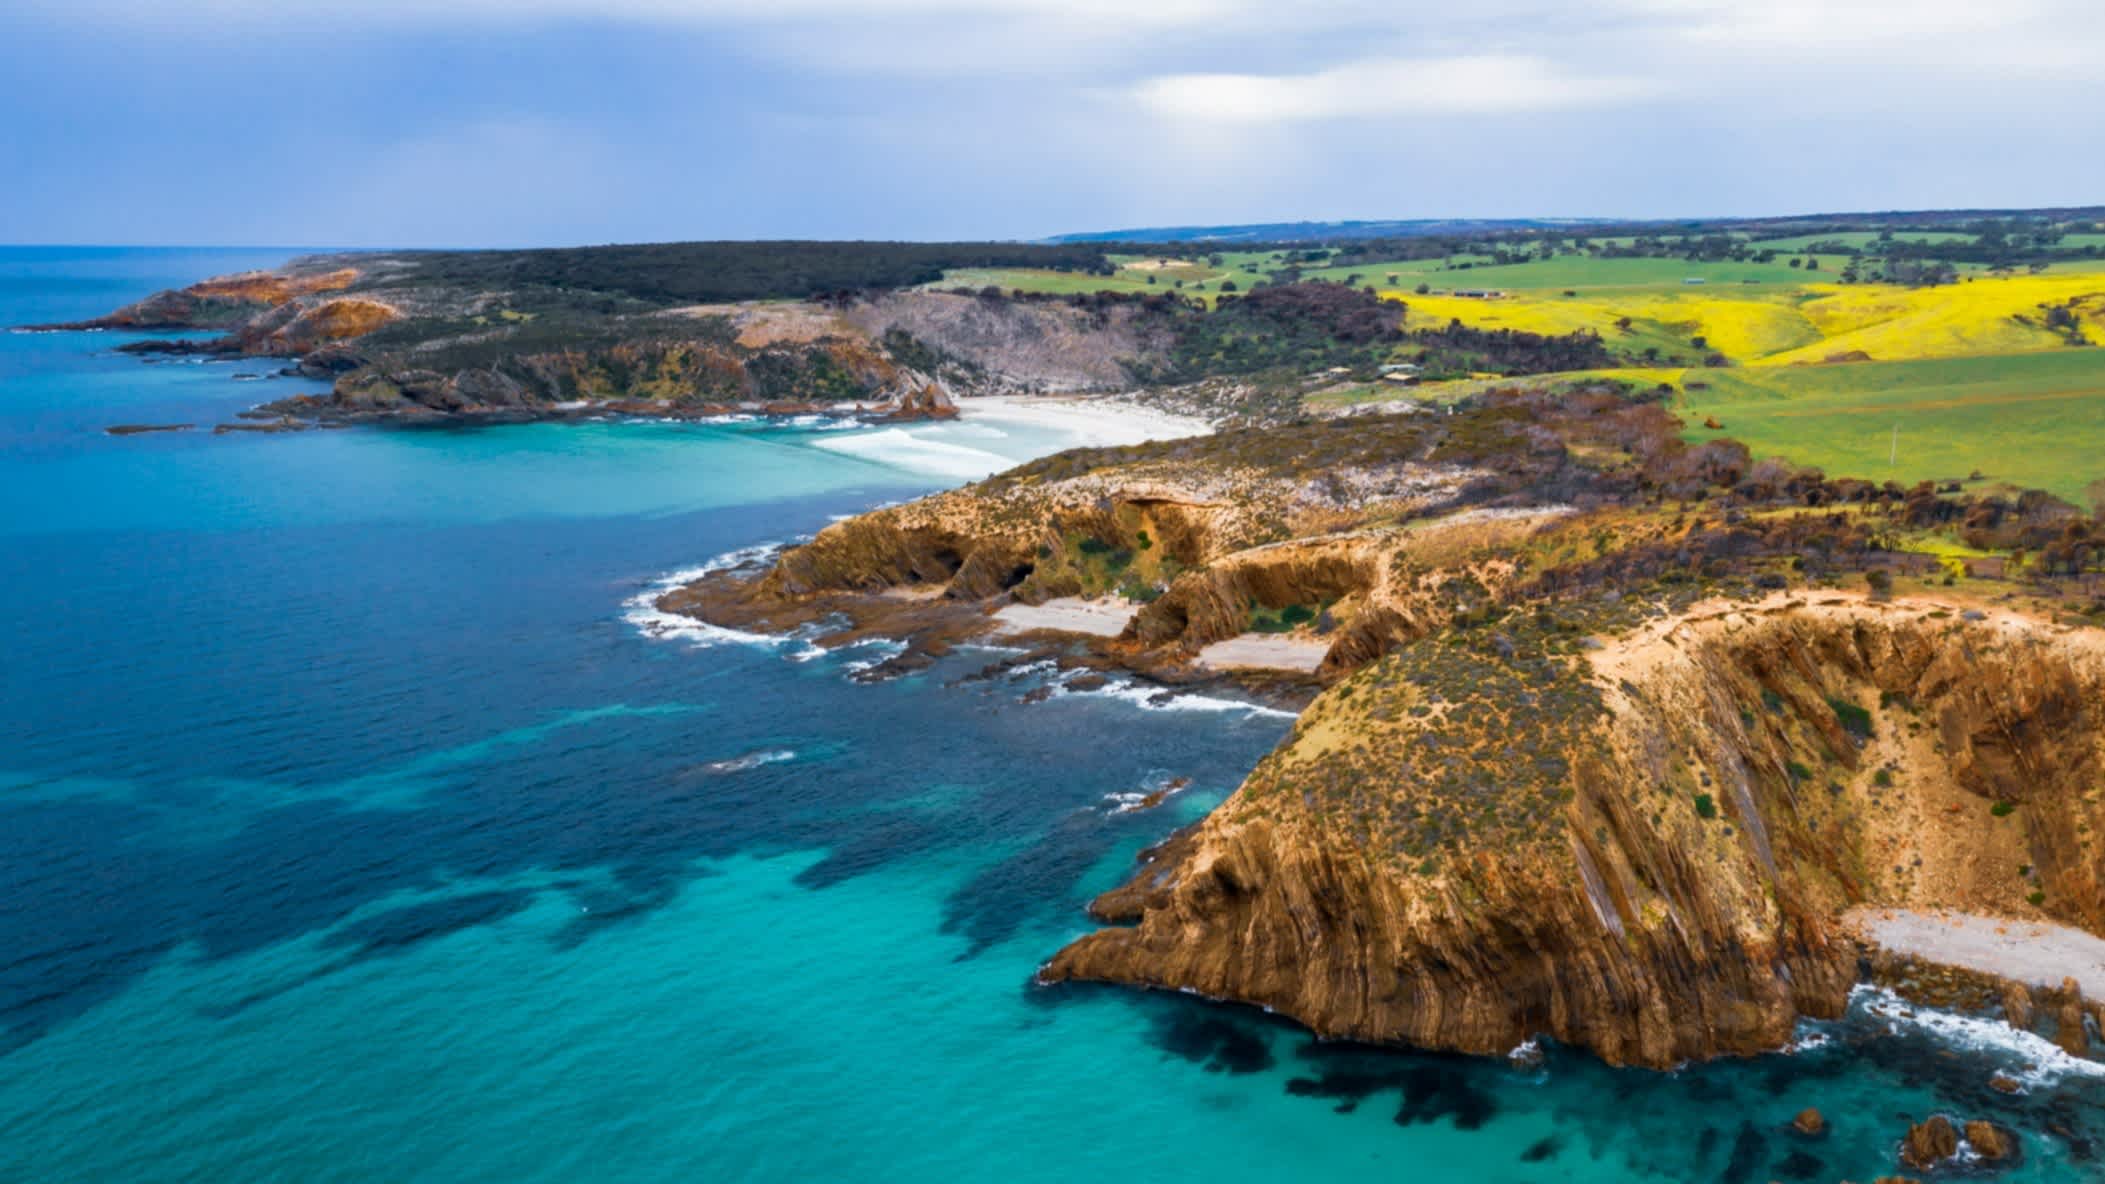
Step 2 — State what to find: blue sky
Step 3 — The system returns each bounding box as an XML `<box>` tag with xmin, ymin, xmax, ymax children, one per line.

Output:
<box><xmin>4</xmin><ymin>0</ymin><xmax>2102</xmax><ymax>246</ymax></box>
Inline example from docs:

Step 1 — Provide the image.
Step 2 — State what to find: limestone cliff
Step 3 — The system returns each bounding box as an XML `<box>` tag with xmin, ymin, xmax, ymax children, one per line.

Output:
<box><xmin>1043</xmin><ymin>594</ymin><xmax>2105</xmax><ymax>1068</ymax></box>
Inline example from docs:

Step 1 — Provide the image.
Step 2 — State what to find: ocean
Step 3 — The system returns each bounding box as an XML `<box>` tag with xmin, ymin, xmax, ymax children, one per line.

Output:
<box><xmin>1</xmin><ymin>246</ymin><xmax>2099</xmax><ymax>1182</ymax></box>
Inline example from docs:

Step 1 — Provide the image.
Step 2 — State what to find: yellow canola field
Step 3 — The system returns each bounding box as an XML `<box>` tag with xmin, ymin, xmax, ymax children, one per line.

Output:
<box><xmin>1382</xmin><ymin>272</ymin><xmax>2105</xmax><ymax>368</ymax></box>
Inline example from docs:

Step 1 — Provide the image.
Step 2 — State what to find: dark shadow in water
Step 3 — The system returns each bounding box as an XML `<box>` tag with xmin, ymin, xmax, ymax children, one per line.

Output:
<box><xmin>1035</xmin><ymin>975</ymin><xmax>2105</xmax><ymax>1182</ymax></box>
<box><xmin>320</xmin><ymin>889</ymin><xmax>535</xmax><ymax>957</ymax></box>
<box><xmin>0</xmin><ymin>503</ymin><xmax>1291</xmax><ymax>1055</ymax></box>
<box><xmin>938</xmin><ymin>807</ymin><xmax>1132</xmax><ymax>959</ymax></box>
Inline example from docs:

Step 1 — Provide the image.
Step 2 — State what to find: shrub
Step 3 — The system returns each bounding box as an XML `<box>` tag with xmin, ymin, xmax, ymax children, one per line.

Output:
<box><xmin>1828</xmin><ymin>697</ymin><xmax>1874</xmax><ymax>741</ymax></box>
<box><xmin>1991</xmin><ymin>801</ymin><xmax>2017</xmax><ymax>817</ymax></box>
<box><xmin>1693</xmin><ymin>793</ymin><xmax>1718</xmax><ymax>820</ymax></box>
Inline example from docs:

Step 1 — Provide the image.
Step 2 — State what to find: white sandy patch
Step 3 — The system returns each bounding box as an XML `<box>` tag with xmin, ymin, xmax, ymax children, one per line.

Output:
<box><xmin>955</xmin><ymin>395</ymin><xmax>1212</xmax><ymax>449</ymax></box>
<box><xmin>1846</xmin><ymin>906</ymin><xmax>2105</xmax><ymax>998</ymax></box>
<box><xmin>811</xmin><ymin>428</ymin><xmax>1014</xmax><ymax>481</ymax></box>
<box><xmin>808</xmin><ymin>395</ymin><xmax>1209</xmax><ymax>483</ymax></box>
<box><xmin>1196</xmin><ymin>633</ymin><xmax>1331</xmax><ymax>673</ymax></box>
<box><xmin>993</xmin><ymin>597</ymin><xmax>1137</xmax><ymax>638</ymax></box>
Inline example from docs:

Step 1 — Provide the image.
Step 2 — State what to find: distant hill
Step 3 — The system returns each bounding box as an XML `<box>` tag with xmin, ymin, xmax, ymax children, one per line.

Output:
<box><xmin>1046</xmin><ymin>219</ymin><xmax>1623</xmax><ymax>244</ymax></box>
<box><xmin>1050</xmin><ymin>208</ymin><xmax>2105</xmax><ymax>246</ymax></box>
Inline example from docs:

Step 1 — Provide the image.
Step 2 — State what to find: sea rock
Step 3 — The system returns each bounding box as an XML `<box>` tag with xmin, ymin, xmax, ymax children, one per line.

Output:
<box><xmin>2002</xmin><ymin>981</ymin><xmax>2035</xmax><ymax>1029</ymax></box>
<box><xmin>1963</xmin><ymin>1119</ymin><xmax>2013</xmax><ymax>1161</ymax></box>
<box><xmin>1988</xmin><ymin>1072</ymin><xmax>2023</xmax><ymax>1094</ymax></box>
<box><xmin>1790</xmin><ymin>1107</ymin><xmax>1826</xmax><ymax>1137</ymax></box>
<box><xmin>1899</xmin><ymin>1115</ymin><xmax>1958</xmax><ymax>1170</ymax></box>
<box><xmin>2053</xmin><ymin>977</ymin><xmax>2091</xmax><ymax>1056</ymax></box>
<box><xmin>104</xmin><ymin>423</ymin><xmax>193</xmax><ymax>435</ymax></box>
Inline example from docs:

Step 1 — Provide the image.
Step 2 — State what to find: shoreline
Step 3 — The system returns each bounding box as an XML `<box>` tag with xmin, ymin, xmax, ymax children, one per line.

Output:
<box><xmin>1848</xmin><ymin>906</ymin><xmax>2105</xmax><ymax>999</ymax></box>
<box><xmin>952</xmin><ymin>393</ymin><xmax>1215</xmax><ymax>448</ymax></box>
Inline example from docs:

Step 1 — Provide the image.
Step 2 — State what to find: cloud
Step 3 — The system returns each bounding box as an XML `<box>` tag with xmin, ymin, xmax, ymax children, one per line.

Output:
<box><xmin>1130</xmin><ymin>55</ymin><xmax>1659</xmax><ymax>124</ymax></box>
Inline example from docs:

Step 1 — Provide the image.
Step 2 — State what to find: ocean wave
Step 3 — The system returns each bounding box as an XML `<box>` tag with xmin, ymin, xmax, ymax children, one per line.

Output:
<box><xmin>784</xmin><ymin>413</ymin><xmax>865</xmax><ymax>431</ymax></box>
<box><xmin>810</xmin><ymin>427</ymin><xmax>1016</xmax><ymax>481</ymax></box>
<box><xmin>839</xmin><ymin>638</ymin><xmax>909</xmax><ymax>674</ymax></box>
<box><xmin>1019</xmin><ymin>666</ymin><xmax>1295</xmax><ymax>720</ymax></box>
<box><xmin>1852</xmin><ymin>985</ymin><xmax>2105</xmax><ymax>1085</ymax></box>
<box><xmin>1100</xmin><ymin>775</ymin><xmax>1194</xmax><ymax>815</ymax></box>
<box><xmin>691</xmin><ymin>748</ymin><xmax>798</xmax><ymax>776</ymax></box>
<box><xmin>622</xmin><ymin>542</ymin><xmax>810</xmax><ymax>653</ymax></box>
<box><xmin>1061</xmin><ymin>679</ymin><xmax>1297</xmax><ymax>720</ymax></box>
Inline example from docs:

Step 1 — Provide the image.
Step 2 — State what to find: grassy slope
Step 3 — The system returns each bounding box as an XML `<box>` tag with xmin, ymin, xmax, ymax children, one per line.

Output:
<box><xmin>1677</xmin><ymin>350</ymin><xmax>2105</xmax><ymax>502</ymax></box>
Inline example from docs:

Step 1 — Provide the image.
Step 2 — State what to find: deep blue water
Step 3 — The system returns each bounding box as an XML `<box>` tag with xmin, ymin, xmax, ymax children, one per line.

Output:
<box><xmin>1</xmin><ymin>247</ymin><xmax>2100</xmax><ymax>1182</ymax></box>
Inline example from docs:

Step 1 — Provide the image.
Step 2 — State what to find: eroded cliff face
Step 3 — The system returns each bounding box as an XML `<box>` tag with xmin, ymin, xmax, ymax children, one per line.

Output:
<box><xmin>1043</xmin><ymin>594</ymin><xmax>2105</xmax><ymax>1068</ymax></box>
<box><xmin>660</xmin><ymin>449</ymin><xmax>1526</xmax><ymax>677</ymax></box>
<box><xmin>298</xmin><ymin>337</ymin><xmax>954</xmax><ymax>422</ymax></box>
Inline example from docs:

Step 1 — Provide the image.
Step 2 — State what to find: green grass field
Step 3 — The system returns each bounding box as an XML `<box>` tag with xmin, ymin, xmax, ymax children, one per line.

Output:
<box><xmin>1677</xmin><ymin>349</ymin><xmax>2105</xmax><ymax>503</ymax></box>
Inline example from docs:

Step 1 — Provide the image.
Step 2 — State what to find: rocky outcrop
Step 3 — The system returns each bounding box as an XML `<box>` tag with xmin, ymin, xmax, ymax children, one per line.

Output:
<box><xmin>32</xmin><ymin>266</ymin><xmax>361</xmax><ymax>331</ymax></box>
<box><xmin>1901</xmin><ymin>1116</ymin><xmax>1960</xmax><ymax>1170</ymax></box>
<box><xmin>1043</xmin><ymin>594</ymin><xmax>2105</xmax><ymax>1068</ymax></box>
<box><xmin>260</xmin><ymin>337</ymin><xmax>956</xmax><ymax>424</ymax></box>
<box><xmin>844</xmin><ymin>289</ymin><xmax>1172</xmax><ymax>392</ymax></box>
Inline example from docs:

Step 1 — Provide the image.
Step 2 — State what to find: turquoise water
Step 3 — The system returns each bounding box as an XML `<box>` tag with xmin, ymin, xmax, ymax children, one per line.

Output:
<box><xmin>2</xmin><ymin>247</ymin><xmax>2100</xmax><ymax>1182</ymax></box>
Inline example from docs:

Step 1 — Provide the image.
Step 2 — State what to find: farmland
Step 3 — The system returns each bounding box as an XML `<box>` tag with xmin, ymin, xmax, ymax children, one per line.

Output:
<box><xmin>925</xmin><ymin>220</ymin><xmax>2105</xmax><ymax>505</ymax></box>
<box><xmin>1381</xmin><ymin>269</ymin><xmax>2105</xmax><ymax>367</ymax></box>
<box><xmin>1676</xmin><ymin>350</ymin><xmax>2105</xmax><ymax>503</ymax></box>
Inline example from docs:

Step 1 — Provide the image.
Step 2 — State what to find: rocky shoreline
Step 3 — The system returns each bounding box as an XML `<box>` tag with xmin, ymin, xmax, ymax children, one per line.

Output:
<box><xmin>658</xmin><ymin>384</ymin><xmax>2105</xmax><ymax>1079</ymax></box>
<box><xmin>38</xmin><ymin>255</ymin><xmax>1119</xmax><ymax>434</ymax></box>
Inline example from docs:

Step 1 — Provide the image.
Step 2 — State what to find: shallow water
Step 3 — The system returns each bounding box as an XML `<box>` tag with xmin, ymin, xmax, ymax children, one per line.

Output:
<box><xmin>1</xmin><ymin>247</ymin><xmax>2100</xmax><ymax>1182</ymax></box>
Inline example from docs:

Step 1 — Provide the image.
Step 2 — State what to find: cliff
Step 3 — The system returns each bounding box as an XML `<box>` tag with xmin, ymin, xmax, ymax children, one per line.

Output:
<box><xmin>1042</xmin><ymin>593</ymin><xmax>2105</xmax><ymax>1068</ymax></box>
<box><xmin>41</xmin><ymin>250</ymin><xmax>1195</xmax><ymax>428</ymax></box>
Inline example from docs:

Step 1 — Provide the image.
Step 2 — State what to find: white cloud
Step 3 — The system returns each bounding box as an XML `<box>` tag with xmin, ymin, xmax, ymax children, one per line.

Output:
<box><xmin>1131</xmin><ymin>55</ymin><xmax>1659</xmax><ymax>123</ymax></box>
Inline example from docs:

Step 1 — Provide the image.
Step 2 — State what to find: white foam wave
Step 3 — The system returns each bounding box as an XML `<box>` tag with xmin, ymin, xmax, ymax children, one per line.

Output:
<box><xmin>1101</xmin><ymin>776</ymin><xmax>1194</xmax><ymax>815</ymax></box>
<box><xmin>697</xmin><ymin>748</ymin><xmax>798</xmax><ymax>775</ymax></box>
<box><xmin>783</xmin><ymin>413</ymin><xmax>864</xmax><ymax>431</ymax></box>
<box><xmin>622</xmin><ymin>543</ymin><xmax>798</xmax><ymax>652</ymax></box>
<box><xmin>1037</xmin><ymin>673</ymin><xmax>1296</xmax><ymax>720</ymax></box>
<box><xmin>811</xmin><ymin>428</ymin><xmax>1016</xmax><ymax>481</ymax></box>
<box><xmin>1852</xmin><ymin>985</ymin><xmax>2105</xmax><ymax>1085</ymax></box>
<box><xmin>839</xmin><ymin>638</ymin><xmax>909</xmax><ymax>674</ymax></box>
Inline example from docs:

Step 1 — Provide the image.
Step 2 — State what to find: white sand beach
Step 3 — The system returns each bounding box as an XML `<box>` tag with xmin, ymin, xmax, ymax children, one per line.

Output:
<box><xmin>1196</xmin><ymin>633</ymin><xmax>1331</xmax><ymax>673</ymax></box>
<box><xmin>955</xmin><ymin>394</ymin><xmax>1212</xmax><ymax>448</ymax></box>
<box><xmin>1846</xmin><ymin>906</ymin><xmax>2105</xmax><ymax>997</ymax></box>
<box><xmin>810</xmin><ymin>394</ymin><xmax>1210</xmax><ymax>482</ymax></box>
<box><xmin>992</xmin><ymin>597</ymin><xmax>1137</xmax><ymax>638</ymax></box>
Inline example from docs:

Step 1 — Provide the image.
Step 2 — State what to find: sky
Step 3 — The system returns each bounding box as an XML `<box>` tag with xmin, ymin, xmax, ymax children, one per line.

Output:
<box><xmin>3</xmin><ymin>0</ymin><xmax>2103</xmax><ymax>246</ymax></box>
